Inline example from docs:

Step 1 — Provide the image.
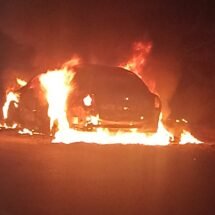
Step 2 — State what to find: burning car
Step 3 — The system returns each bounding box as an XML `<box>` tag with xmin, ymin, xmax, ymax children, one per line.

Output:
<box><xmin>5</xmin><ymin>64</ymin><xmax>161</xmax><ymax>134</ymax></box>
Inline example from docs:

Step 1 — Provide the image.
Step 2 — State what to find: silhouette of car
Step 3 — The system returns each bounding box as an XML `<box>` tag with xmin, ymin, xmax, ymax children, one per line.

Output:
<box><xmin>6</xmin><ymin>64</ymin><xmax>161</xmax><ymax>134</ymax></box>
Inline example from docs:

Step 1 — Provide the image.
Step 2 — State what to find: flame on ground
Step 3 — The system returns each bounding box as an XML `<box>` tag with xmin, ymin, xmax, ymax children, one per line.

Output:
<box><xmin>180</xmin><ymin>130</ymin><xmax>203</xmax><ymax>144</ymax></box>
<box><xmin>18</xmin><ymin>128</ymin><xmax>33</xmax><ymax>136</ymax></box>
<box><xmin>53</xmin><ymin>115</ymin><xmax>173</xmax><ymax>145</ymax></box>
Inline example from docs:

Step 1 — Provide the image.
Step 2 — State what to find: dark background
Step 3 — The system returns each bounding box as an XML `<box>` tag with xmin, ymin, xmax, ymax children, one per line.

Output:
<box><xmin>0</xmin><ymin>139</ymin><xmax>215</xmax><ymax>215</ymax></box>
<box><xmin>0</xmin><ymin>0</ymin><xmax>214</xmax><ymax>128</ymax></box>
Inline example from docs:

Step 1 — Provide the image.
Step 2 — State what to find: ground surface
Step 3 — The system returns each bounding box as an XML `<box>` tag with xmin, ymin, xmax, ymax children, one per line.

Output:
<box><xmin>0</xmin><ymin>132</ymin><xmax>215</xmax><ymax>215</ymax></box>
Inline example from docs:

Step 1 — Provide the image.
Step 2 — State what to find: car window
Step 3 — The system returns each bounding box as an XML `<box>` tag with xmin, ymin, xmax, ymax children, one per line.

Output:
<box><xmin>93</xmin><ymin>70</ymin><xmax>149</xmax><ymax>98</ymax></box>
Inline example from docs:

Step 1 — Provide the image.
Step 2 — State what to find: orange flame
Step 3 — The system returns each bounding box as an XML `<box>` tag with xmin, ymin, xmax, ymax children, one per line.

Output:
<box><xmin>16</xmin><ymin>78</ymin><xmax>27</xmax><ymax>87</ymax></box>
<box><xmin>2</xmin><ymin>92</ymin><xmax>19</xmax><ymax>120</ymax></box>
<box><xmin>180</xmin><ymin>130</ymin><xmax>203</xmax><ymax>144</ymax></box>
<box><xmin>1</xmin><ymin>56</ymin><xmax>203</xmax><ymax>145</ymax></box>
<box><xmin>120</xmin><ymin>42</ymin><xmax>152</xmax><ymax>75</ymax></box>
<box><xmin>119</xmin><ymin>41</ymin><xmax>157</xmax><ymax>94</ymax></box>
<box><xmin>39</xmin><ymin>58</ymin><xmax>79</xmax><ymax>132</ymax></box>
<box><xmin>53</xmin><ymin>114</ymin><xmax>173</xmax><ymax>145</ymax></box>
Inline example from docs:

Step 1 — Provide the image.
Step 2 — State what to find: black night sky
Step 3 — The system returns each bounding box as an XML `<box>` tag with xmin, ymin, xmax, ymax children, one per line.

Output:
<box><xmin>0</xmin><ymin>0</ymin><xmax>214</xmax><ymax>128</ymax></box>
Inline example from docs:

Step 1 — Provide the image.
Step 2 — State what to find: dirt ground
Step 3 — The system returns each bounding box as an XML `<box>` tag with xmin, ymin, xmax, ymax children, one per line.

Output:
<box><xmin>0</xmin><ymin>132</ymin><xmax>215</xmax><ymax>215</ymax></box>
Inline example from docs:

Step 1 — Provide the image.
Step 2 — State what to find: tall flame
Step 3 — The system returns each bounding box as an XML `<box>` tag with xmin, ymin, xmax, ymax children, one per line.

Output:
<box><xmin>39</xmin><ymin>70</ymin><xmax>74</xmax><ymax>131</ymax></box>
<box><xmin>39</xmin><ymin>58</ymin><xmax>79</xmax><ymax>132</ymax></box>
<box><xmin>2</xmin><ymin>78</ymin><xmax>27</xmax><ymax>120</ymax></box>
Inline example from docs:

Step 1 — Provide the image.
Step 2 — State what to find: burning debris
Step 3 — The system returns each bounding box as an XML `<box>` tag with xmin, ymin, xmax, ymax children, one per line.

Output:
<box><xmin>0</xmin><ymin>44</ymin><xmax>203</xmax><ymax>145</ymax></box>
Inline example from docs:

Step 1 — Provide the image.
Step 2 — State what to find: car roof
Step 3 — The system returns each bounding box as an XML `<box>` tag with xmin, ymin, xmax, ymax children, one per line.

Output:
<box><xmin>73</xmin><ymin>64</ymin><xmax>150</xmax><ymax>93</ymax></box>
<box><xmin>73</xmin><ymin>64</ymin><xmax>136</xmax><ymax>77</ymax></box>
<box><xmin>20</xmin><ymin>64</ymin><xmax>151</xmax><ymax>95</ymax></box>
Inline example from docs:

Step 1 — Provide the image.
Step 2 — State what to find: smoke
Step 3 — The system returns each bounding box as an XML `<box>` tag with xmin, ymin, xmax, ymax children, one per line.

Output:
<box><xmin>170</xmin><ymin>45</ymin><xmax>215</xmax><ymax>128</ymax></box>
<box><xmin>0</xmin><ymin>30</ymin><xmax>35</xmax><ymax>100</ymax></box>
<box><xmin>0</xmin><ymin>0</ymin><xmax>214</xmax><ymax>128</ymax></box>
<box><xmin>145</xmin><ymin>49</ymin><xmax>182</xmax><ymax>119</ymax></box>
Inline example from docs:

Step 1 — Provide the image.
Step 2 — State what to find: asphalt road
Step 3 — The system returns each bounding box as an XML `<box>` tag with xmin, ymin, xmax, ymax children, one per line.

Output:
<box><xmin>0</xmin><ymin>133</ymin><xmax>215</xmax><ymax>215</ymax></box>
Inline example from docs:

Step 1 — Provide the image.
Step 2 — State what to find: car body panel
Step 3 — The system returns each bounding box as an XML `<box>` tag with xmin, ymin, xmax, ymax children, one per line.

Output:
<box><xmin>7</xmin><ymin>64</ymin><xmax>161</xmax><ymax>133</ymax></box>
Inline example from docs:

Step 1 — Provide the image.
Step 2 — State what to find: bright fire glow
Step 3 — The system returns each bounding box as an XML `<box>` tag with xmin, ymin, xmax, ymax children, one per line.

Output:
<box><xmin>119</xmin><ymin>41</ymin><xmax>157</xmax><ymax>94</ymax></box>
<box><xmin>16</xmin><ymin>78</ymin><xmax>27</xmax><ymax>87</ymax></box>
<box><xmin>53</xmin><ymin>115</ymin><xmax>173</xmax><ymax>145</ymax></box>
<box><xmin>83</xmin><ymin>95</ymin><xmax>92</xmax><ymax>107</ymax></box>
<box><xmin>2</xmin><ymin>77</ymin><xmax>27</xmax><ymax>120</ymax></box>
<box><xmin>39</xmin><ymin>64</ymin><xmax>201</xmax><ymax>145</ymax></box>
<box><xmin>0</xmin><ymin>123</ymin><xmax>18</xmax><ymax>129</ymax></box>
<box><xmin>180</xmin><ymin>130</ymin><xmax>203</xmax><ymax>144</ymax></box>
<box><xmin>3</xmin><ymin>92</ymin><xmax>19</xmax><ymax>119</ymax></box>
<box><xmin>39</xmin><ymin>65</ymin><xmax>76</xmax><ymax>132</ymax></box>
<box><xmin>120</xmin><ymin>42</ymin><xmax>152</xmax><ymax>76</ymax></box>
<box><xmin>86</xmin><ymin>114</ymin><xmax>100</xmax><ymax>126</ymax></box>
<box><xmin>1</xmin><ymin>56</ymin><xmax>203</xmax><ymax>145</ymax></box>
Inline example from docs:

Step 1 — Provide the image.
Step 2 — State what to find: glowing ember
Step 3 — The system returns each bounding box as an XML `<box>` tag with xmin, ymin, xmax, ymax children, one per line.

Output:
<box><xmin>119</xmin><ymin>41</ymin><xmax>157</xmax><ymax>94</ymax></box>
